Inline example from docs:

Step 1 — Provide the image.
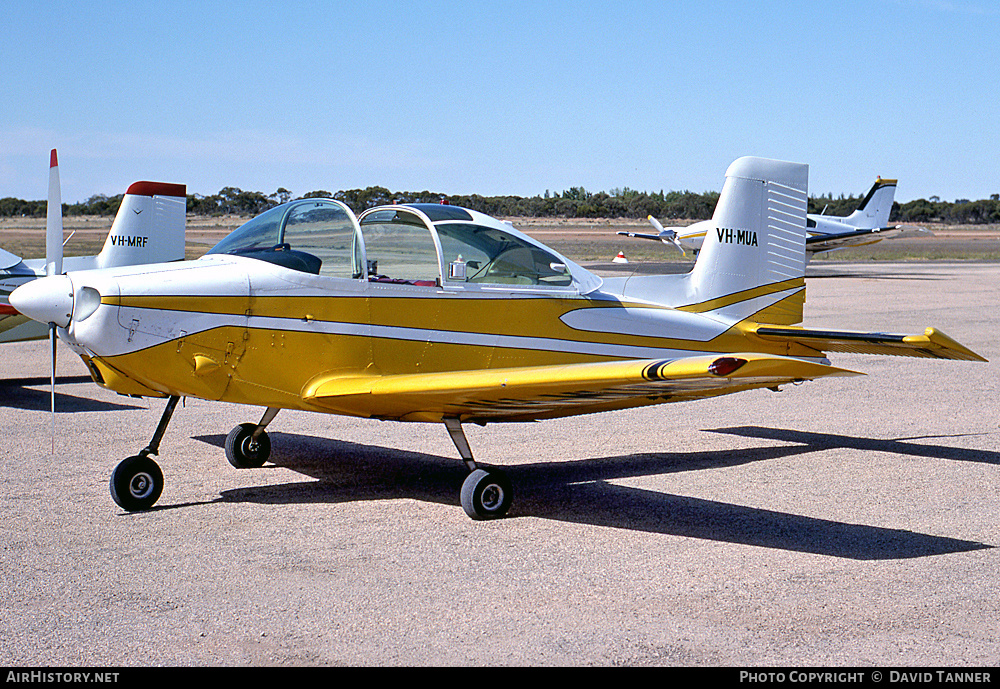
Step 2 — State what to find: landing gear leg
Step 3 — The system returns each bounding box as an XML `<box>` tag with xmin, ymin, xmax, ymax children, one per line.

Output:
<box><xmin>110</xmin><ymin>395</ymin><xmax>179</xmax><ymax>511</ymax></box>
<box><xmin>226</xmin><ymin>407</ymin><xmax>278</xmax><ymax>469</ymax></box>
<box><xmin>445</xmin><ymin>418</ymin><xmax>512</xmax><ymax>520</ymax></box>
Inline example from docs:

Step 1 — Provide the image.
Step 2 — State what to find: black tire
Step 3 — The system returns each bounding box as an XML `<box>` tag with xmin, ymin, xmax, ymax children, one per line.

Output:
<box><xmin>460</xmin><ymin>468</ymin><xmax>513</xmax><ymax>520</ymax></box>
<box><xmin>225</xmin><ymin>423</ymin><xmax>270</xmax><ymax>469</ymax></box>
<box><xmin>110</xmin><ymin>454</ymin><xmax>164</xmax><ymax>512</ymax></box>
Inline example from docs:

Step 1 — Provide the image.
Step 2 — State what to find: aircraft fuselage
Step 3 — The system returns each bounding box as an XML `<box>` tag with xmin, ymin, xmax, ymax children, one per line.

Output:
<box><xmin>59</xmin><ymin>254</ymin><xmax>816</xmax><ymax>421</ymax></box>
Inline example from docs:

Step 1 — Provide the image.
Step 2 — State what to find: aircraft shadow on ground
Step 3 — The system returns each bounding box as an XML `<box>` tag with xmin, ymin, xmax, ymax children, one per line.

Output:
<box><xmin>0</xmin><ymin>376</ymin><xmax>142</xmax><ymax>413</ymax></box>
<box><xmin>804</xmin><ymin>267</ymin><xmax>945</xmax><ymax>281</ymax></box>
<box><xmin>707</xmin><ymin>426</ymin><xmax>1000</xmax><ymax>466</ymax></box>
<box><xmin>193</xmin><ymin>426</ymin><xmax>993</xmax><ymax>561</ymax></box>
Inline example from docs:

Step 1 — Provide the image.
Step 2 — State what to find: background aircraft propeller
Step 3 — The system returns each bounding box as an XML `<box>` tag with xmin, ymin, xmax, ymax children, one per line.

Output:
<box><xmin>647</xmin><ymin>215</ymin><xmax>686</xmax><ymax>256</ymax></box>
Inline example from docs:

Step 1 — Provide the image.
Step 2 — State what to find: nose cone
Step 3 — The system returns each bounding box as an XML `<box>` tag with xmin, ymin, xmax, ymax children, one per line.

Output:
<box><xmin>9</xmin><ymin>275</ymin><xmax>74</xmax><ymax>328</ymax></box>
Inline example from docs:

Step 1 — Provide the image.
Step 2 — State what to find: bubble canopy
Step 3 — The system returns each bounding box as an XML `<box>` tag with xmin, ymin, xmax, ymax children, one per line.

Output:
<box><xmin>207</xmin><ymin>199</ymin><xmax>601</xmax><ymax>294</ymax></box>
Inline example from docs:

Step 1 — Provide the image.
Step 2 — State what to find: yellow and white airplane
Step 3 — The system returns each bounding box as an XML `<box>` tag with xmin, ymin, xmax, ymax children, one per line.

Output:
<box><xmin>622</xmin><ymin>177</ymin><xmax>930</xmax><ymax>258</ymax></box>
<box><xmin>10</xmin><ymin>157</ymin><xmax>984</xmax><ymax>519</ymax></box>
<box><xmin>1</xmin><ymin>150</ymin><xmax>187</xmax><ymax>343</ymax></box>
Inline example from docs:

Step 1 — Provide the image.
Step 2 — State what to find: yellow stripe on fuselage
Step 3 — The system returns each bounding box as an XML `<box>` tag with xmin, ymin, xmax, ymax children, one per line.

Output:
<box><xmin>108</xmin><ymin>290</ymin><xmax>815</xmax><ymax>357</ymax></box>
<box><xmin>675</xmin><ymin>277</ymin><xmax>805</xmax><ymax>314</ymax></box>
<box><xmin>94</xmin><ymin>287</ymin><xmax>822</xmax><ymax>408</ymax></box>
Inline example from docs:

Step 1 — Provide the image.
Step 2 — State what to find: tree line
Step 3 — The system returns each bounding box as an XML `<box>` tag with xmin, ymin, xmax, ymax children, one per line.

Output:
<box><xmin>3</xmin><ymin>185</ymin><xmax>1000</xmax><ymax>224</ymax></box>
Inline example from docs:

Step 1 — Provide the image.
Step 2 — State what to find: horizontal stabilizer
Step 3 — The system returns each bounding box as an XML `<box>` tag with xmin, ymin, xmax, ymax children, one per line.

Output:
<box><xmin>616</xmin><ymin>231</ymin><xmax>663</xmax><ymax>242</ymax></box>
<box><xmin>302</xmin><ymin>353</ymin><xmax>859</xmax><ymax>422</ymax></box>
<box><xmin>752</xmin><ymin>325</ymin><xmax>986</xmax><ymax>362</ymax></box>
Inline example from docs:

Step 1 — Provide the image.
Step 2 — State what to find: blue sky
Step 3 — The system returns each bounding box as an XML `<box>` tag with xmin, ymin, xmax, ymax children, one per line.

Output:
<box><xmin>2</xmin><ymin>0</ymin><xmax>999</xmax><ymax>205</ymax></box>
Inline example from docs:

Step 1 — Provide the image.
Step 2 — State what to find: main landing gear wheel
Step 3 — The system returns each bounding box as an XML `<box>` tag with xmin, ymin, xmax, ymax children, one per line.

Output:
<box><xmin>460</xmin><ymin>468</ymin><xmax>513</xmax><ymax>520</ymax></box>
<box><xmin>110</xmin><ymin>454</ymin><xmax>164</xmax><ymax>512</ymax></box>
<box><xmin>225</xmin><ymin>423</ymin><xmax>271</xmax><ymax>469</ymax></box>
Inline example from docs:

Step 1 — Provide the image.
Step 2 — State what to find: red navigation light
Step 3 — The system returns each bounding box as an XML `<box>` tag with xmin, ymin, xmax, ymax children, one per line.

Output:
<box><xmin>709</xmin><ymin>357</ymin><xmax>747</xmax><ymax>376</ymax></box>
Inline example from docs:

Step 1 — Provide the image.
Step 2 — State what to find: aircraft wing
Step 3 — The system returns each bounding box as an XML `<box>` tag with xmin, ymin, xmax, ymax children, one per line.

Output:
<box><xmin>301</xmin><ymin>353</ymin><xmax>860</xmax><ymax>423</ymax></box>
<box><xmin>807</xmin><ymin>225</ymin><xmax>931</xmax><ymax>253</ymax></box>
<box><xmin>0</xmin><ymin>247</ymin><xmax>23</xmax><ymax>270</ymax></box>
<box><xmin>751</xmin><ymin>325</ymin><xmax>986</xmax><ymax>362</ymax></box>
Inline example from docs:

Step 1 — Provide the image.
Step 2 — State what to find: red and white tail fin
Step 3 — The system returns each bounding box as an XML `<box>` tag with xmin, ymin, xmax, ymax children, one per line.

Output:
<box><xmin>680</xmin><ymin>157</ymin><xmax>809</xmax><ymax>325</ymax></box>
<box><xmin>96</xmin><ymin>181</ymin><xmax>187</xmax><ymax>269</ymax></box>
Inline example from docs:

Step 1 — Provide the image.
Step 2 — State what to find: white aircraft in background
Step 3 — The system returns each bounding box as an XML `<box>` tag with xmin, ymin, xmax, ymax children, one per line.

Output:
<box><xmin>620</xmin><ymin>178</ymin><xmax>930</xmax><ymax>258</ymax></box>
<box><xmin>1</xmin><ymin>150</ymin><xmax>187</xmax><ymax>343</ymax></box>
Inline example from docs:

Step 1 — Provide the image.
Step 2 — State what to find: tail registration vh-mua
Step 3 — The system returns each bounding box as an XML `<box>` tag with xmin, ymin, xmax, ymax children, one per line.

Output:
<box><xmin>10</xmin><ymin>157</ymin><xmax>986</xmax><ymax>519</ymax></box>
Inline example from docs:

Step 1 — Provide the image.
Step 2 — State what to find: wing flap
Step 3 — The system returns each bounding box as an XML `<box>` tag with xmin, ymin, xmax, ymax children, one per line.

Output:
<box><xmin>301</xmin><ymin>354</ymin><xmax>860</xmax><ymax>422</ymax></box>
<box><xmin>752</xmin><ymin>325</ymin><xmax>986</xmax><ymax>362</ymax></box>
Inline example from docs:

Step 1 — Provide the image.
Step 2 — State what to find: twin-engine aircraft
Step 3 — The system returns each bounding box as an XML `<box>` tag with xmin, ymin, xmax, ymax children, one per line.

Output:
<box><xmin>11</xmin><ymin>157</ymin><xmax>984</xmax><ymax>520</ymax></box>
<box><xmin>1</xmin><ymin>150</ymin><xmax>187</xmax><ymax>343</ymax></box>
<box><xmin>621</xmin><ymin>177</ymin><xmax>930</xmax><ymax>258</ymax></box>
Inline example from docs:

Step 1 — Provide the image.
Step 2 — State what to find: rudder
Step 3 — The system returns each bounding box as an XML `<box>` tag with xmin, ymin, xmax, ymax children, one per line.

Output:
<box><xmin>679</xmin><ymin>157</ymin><xmax>808</xmax><ymax>325</ymax></box>
<box><xmin>846</xmin><ymin>178</ymin><xmax>896</xmax><ymax>229</ymax></box>
<box><xmin>96</xmin><ymin>181</ymin><xmax>187</xmax><ymax>269</ymax></box>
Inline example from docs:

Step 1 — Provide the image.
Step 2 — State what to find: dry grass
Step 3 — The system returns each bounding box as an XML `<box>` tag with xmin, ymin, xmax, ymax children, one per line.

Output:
<box><xmin>3</xmin><ymin>215</ymin><xmax>998</xmax><ymax>265</ymax></box>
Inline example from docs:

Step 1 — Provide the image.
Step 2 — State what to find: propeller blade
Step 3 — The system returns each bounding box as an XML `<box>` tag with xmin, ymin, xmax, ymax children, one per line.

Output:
<box><xmin>648</xmin><ymin>215</ymin><xmax>685</xmax><ymax>255</ymax></box>
<box><xmin>670</xmin><ymin>236</ymin><xmax>687</xmax><ymax>257</ymax></box>
<box><xmin>50</xmin><ymin>323</ymin><xmax>57</xmax><ymax>454</ymax></box>
<box><xmin>46</xmin><ymin>149</ymin><xmax>63</xmax><ymax>277</ymax></box>
<box><xmin>46</xmin><ymin>149</ymin><xmax>63</xmax><ymax>454</ymax></box>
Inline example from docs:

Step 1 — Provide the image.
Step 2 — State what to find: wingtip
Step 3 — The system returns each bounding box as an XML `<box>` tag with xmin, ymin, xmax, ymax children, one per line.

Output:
<box><xmin>921</xmin><ymin>327</ymin><xmax>988</xmax><ymax>363</ymax></box>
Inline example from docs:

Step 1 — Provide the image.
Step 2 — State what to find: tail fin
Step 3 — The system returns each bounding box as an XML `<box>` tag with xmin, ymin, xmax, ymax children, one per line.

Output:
<box><xmin>96</xmin><ymin>181</ymin><xmax>187</xmax><ymax>269</ymax></box>
<box><xmin>678</xmin><ymin>157</ymin><xmax>808</xmax><ymax>325</ymax></box>
<box><xmin>844</xmin><ymin>178</ymin><xmax>896</xmax><ymax>229</ymax></box>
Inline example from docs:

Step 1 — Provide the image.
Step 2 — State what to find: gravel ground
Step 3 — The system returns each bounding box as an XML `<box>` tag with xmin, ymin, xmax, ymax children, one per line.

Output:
<box><xmin>0</xmin><ymin>262</ymin><xmax>997</xmax><ymax>667</ymax></box>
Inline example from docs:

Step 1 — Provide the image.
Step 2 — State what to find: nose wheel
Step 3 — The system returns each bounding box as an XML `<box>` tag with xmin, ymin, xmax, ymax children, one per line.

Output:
<box><xmin>109</xmin><ymin>395</ymin><xmax>179</xmax><ymax>512</ymax></box>
<box><xmin>110</xmin><ymin>453</ymin><xmax>164</xmax><ymax>511</ymax></box>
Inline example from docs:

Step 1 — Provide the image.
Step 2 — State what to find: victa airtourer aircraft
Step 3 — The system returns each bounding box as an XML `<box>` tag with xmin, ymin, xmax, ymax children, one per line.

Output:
<box><xmin>620</xmin><ymin>177</ymin><xmax>930</xmax><ymax>258</ymax></box>
<box><xmin>1</xmin><ymin>150</ymin><xmax>187</xmax><ymax>343</ymax></box>
<box><xmin>10</xmin><ymin>157</ymin><xmax>985</xmax><ymax>520</ymax></box>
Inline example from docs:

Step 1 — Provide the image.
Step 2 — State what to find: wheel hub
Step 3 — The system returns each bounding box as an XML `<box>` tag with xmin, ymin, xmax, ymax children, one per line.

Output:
<box><xmin>481</xmin><ymin>484</ymin><xmax>504</xmax><ymax>511</ymax></box>
<box><xmin>129</xmin><ymin>472</ymin><xmax>155</xmax><ymax>499</ymax></box>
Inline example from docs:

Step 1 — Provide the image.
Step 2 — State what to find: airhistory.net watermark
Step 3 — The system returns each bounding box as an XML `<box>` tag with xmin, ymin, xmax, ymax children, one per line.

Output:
<box><xmin>6</xmin><ymin>672</ymin><xmax>119</xmax><ymax>684</ymax></box>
